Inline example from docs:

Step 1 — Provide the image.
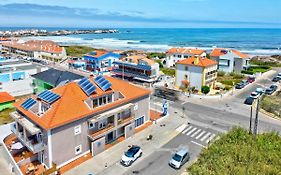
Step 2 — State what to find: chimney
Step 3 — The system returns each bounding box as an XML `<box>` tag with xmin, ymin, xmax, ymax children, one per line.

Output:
<box><xmin>194</xmin><ymin>56</ymin><xmax>199</xmax><ymax>65</ymax></box>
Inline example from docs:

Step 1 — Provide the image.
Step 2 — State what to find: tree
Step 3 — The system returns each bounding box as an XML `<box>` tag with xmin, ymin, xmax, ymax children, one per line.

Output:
<box><xmin>201</xmin><ymin>86</ymin><xmax>210</xmax><ymax>95</ymax></box>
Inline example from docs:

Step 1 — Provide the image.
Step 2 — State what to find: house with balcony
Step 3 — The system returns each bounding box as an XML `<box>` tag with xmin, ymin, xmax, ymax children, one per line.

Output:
<box><xmin>83</xmin><ymin>50</ymin><xmax>121</xmax><ymax>73</ymax></box>
<box><xmin>165</xmin><ymin>48</ymin><xmax>207</xmax><ymax>68</ymax></box>
<box><xmin>31</xmin><ymin>68</ymin><xmax>83</xmax><ymax>93</ymax></box>
<box><xmin>210</xmin><ymin>48</ymin><xmax>250</xmax><ymax>73</ymax></box>
<box><xmin>3</xmin><ymin>75</ymin><xmax>150</xmax><ymax>175</ymax></box>
<box><xmin>112</xmin><ymin>55</ymin><xmax>160</xmax><ymax>83</ymax></box>
<box><xmin>175</xmin><ymin>56</ymin><xmax>218</xmax><ymax>90</ymax></box>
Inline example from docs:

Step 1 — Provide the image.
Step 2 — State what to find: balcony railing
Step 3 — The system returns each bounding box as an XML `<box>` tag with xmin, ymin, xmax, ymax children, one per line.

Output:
<box><xmin>89</xmin><ymin>123</ymin><xmax>115</xmax><ymax>140</ymax></box>
<box><xmin>117</xmin><ymin>116</ymin><xmax>134</xmax><ymax>126</ymax></box>
<box><xmin>10</xmin><ymin>124</ymin><xmax>45</xmax><ymax>153</ymax></box>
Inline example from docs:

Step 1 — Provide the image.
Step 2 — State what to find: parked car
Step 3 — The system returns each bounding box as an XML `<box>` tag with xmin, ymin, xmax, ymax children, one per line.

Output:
<box><xmin>241</xmin><ymin>80</ymin><xmax>249</xmax><ymax>86</ymax></box>
<box><xmin>120</xmin><ymin>145</ymin><xmax>142</xmax><ymax>166</ymax></box>
<box><xmin>248</xmin><ymin>75</ymin><xmax>256</xmax><ymax>83</ymax></box>
<box><xmin>244</xmin><ymin>96</ymin><xmax>255</xmax><ymax>105</ymax></box>
<box><xmin>265</xmin><ymin>88</ymin><xmax>275</xmax><ymax>95</ymax></box>
<box><xmin>269</xmin><ymin>84</ymin><xmax>278</xmax><ymax>91</ymax></box>
<box><xmin>250</xmin><ymin>91</ymin><xmax>260</xmax><ymax>99</ymax></box>
<box><xmin>272</xmin><ymin>77</ymin><xmax>280</xmax><ymax>82</ymax></box>
<box><xmin>169</xmin><ymin>149</ymin><xmax>190</xmax><ymax>169</ymax></box>
<box><xmin>256</xmin><ymin>88</ymin><xmax>264</xmax><ymax>95</ymax></box>
<box><xmin>235</xmin><ymin>83</ymin><xmax>245</xmax><ymax>89</ymax></box>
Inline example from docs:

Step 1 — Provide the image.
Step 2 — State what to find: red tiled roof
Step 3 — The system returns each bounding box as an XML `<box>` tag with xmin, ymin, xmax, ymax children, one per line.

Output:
<box><xmin>0</xmin><ymin>92</ymin><xmax>15</xmax><ymax>103</ymax></box>
<box><xmin>210</xmin><ymin>48</ymin><xmax>249</xmax><ymax>59</ymax></box>
<box><xmin>85</xmin><ymin>50</ymin><xmax>108</xmax><ymax>58</ymax></box>
<box><xmin>1</xmin><ymin>40</ymin><xmax>63</xmax><ymax>54</ymax></box>
<box><xmin>177</xmin><ymin>56</ymin><xmax>217</xmax><ymax>67</ymax></box>
<box><xmin>14</xmin><ymin>76</ymin><xmax>151</xmax><ymax>130</ymax></box>
<box><xmin>167</xmin><ymin>48</ymin><xmax>205</xmax><ymax>55</ymax></box>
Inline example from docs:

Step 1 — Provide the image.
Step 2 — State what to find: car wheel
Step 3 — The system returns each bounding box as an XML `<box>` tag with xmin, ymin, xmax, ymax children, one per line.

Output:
<box><xmin>139</xmin><ymin>152</ymin><xmax>142</xmax><ymax>158</ymax></box>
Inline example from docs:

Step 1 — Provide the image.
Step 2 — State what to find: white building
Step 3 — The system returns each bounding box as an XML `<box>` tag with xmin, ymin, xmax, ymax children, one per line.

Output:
<box><xmin>175</xmin><ymin>56</ymin><xmax>218</xmax><ymax>90</ymax></box>
<box><xmin>210</xmin><ymin>48</ymin><xmax>250</xmax><ymax>73</ymax></box>
<box><xmin>0</xmin><ymin>59</ymin><xmax>48</xmax><ymax>96</ymax></box>
<box><xmin>165</xmin><ymin>48</ymin><xmax>206</xmax><ymax>68</ymax></box>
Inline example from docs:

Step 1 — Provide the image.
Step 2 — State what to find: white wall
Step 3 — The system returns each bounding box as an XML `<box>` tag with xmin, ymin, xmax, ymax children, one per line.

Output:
<box><xmin>176</xmin><ymin>64</ymin><xmax>203</xmax><ymax>90</ymax></box>
<box><xmin>1</xmin><ymin>78</ymin><xmax>33</xmax><ymax>96</ymax></box>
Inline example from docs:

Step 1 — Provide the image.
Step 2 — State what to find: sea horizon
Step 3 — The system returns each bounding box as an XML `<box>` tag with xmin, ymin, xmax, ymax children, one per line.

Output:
<box><xmin>2</xmin><ymin>27</ymin><xmax>281</xmax><ymax>56</ymax></box>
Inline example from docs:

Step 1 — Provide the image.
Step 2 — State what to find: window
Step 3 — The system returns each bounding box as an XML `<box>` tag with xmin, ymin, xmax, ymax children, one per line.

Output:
<box><xmin>89</xmin><ymin>122</ymin><xmax>95</xmax><ymax>129</ymax></box>
<box><xmin>93</xmin><ymin>98</ymin><xmax>98</xmax><ymax>108</ymax></box>
<box><xmin>75</xmin><ymin>145</ymin><xmax>82</xmax><ymax>155</ymax></box>
<box><xmin>107</xmin><ymin>94</ymin><xmax>113</xmax><ymax>103</ymax></box>
<box><xmin>74</xmin><ymin>125</ymin><xmax>81</xmax><ymax>135</ymax></box>
<box><xmin>184</xmin><ymin>55</ymin><xmax>188</xmax><ymax>58</ymax></box>
<box><xmin>134</xmin><ymin>104</ymin><xmax>138</xmax><ymax>111</ymax></box>
<box><xmin>135</xmin><ymin>116</ymin><xmax>144</xmax><ymax>128</ymax></box>
<box><xmin>185</xmin><ymin>66</ymin><xmax>188</xmax><ymax>71</ymax></box>
<box><xmin>177</xmin><ymin>55</ymin><xmax>181</xmax><ymax>58</ymax></box>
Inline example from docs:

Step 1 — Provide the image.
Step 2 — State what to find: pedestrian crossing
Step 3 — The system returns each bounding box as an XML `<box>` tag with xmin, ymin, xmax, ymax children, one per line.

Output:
<box><xmin>178</xmin><ymin>125</ymin><xmax>217</xmax><ymax>144</ymax></box>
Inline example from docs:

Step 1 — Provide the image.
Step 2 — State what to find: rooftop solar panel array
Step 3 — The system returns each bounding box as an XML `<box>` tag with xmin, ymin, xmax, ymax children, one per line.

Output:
<box><xmin>78</xmin><ymin>77</ymin><xmax>97</xmax><ymax>96</ymax></box>
<box><xmin>38</xmin><ymin>90</ymin><xmax>61</xmax><ymax>104</ymax></box>
<box><xmin>94</xmin><ymin>75</ymin><xmax>112</xmax><ymax>91</ymax></box>
<box><xmin>21</xmin><ymin>98</ymin><xmax>36</xmax><ymax>110</ymax></box>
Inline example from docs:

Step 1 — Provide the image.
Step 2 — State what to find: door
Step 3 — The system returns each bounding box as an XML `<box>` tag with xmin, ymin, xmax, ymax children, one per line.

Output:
<box><xmin>107</xmin><ymin>131</ymin><xmax>114</xmax><ymax>143</ymax></box>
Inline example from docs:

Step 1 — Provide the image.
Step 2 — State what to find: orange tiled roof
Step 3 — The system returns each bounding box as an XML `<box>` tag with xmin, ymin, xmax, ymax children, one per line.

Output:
<box><xmin>210</xmin><ymin>48</ymin><xmax>249</xmax><ymax>59</ymax></box>
<box><xmin>167</xmin><ymin>48</ymin><xmax>205</xmax><ymax>55</ymax></box>
<box><xmin>13</xmin><ymin>76</ymin><xmax>151</xmax><ymax>130</ymax></box>
<box><xmin>85</xmin><ymin>50</ymin><xmax>108</xmax><ymax>58</ymax></box>
<box><xmin>121</xmin><ymin>55</ymin><xmax>156</xmax><ymax>66</ymax></box>
<box><xmin>0</xmin><ymin>92</ymin><xmax>15</xmax><ymax>103</ymax></box>
<box><xmin>1</xmin><ymin>40</ymin><xmax>63</xmax><ymax>54</ymax></box>
<box><xmin>177</xmin><ymin>56</ymin><xmax>217</xmax><ymax>67</ymax></box>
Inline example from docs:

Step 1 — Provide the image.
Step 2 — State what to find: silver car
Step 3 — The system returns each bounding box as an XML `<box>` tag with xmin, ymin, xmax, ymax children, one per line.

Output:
<box><xmin>169</xmin><ymin>149</ymin><xmax>190</xmax><ymax>169</ymax></box>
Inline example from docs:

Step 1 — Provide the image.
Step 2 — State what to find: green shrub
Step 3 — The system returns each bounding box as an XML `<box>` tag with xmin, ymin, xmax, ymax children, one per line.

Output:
<box><xmin>217</xmin><ymin>71</ymin><xmax>225</xmax><ymax>77</ymax></box>
<box><xmin>201</xmin><ymin>86</ymin><xmax>210</xmax><ymax>94</ymax></box>
<box><xmin>160</xmin><ymin>68</ymin><xmax>175</xmax><ymax>76</ymax></box>
<box><xmin>241</xmin><ymin>70</ymin><xmax>254</xmax><ymax>75</ymax></box>
<box><xmin>155</xmin><ymin>59</ymin><xmax>164</xmax><ymax>68</ymax></box>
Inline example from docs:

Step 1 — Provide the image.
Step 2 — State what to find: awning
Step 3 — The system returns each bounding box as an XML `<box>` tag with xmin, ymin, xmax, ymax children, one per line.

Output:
<box><xmin>11</xmin><ymin>142</ymin><xmax>24</xmax><ymax>150</ymax></box>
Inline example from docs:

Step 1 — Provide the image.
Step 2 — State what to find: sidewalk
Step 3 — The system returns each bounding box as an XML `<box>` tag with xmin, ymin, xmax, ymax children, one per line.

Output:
<box><xmin>65</xmin><ymin>112</ymin><xmax>184</xmax><ymax>175</ymax></box>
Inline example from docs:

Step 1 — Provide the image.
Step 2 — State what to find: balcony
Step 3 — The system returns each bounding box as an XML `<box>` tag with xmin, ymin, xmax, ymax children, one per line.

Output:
<box><xmin>89</xmin><ymin>123</ymin><xmax>115</xmax><ymax>140</ymax></box>
<box><xmin>117</xmin><ymin>116</ymin><xmax>134</xmax><ymax>126</ymax></box>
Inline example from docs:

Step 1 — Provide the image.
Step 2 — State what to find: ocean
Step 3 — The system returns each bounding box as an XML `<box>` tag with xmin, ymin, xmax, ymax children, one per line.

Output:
<box><xmin>10</xmin><ymin>28</ymin><xmax>281</xmax><ymax>55</ymax></box>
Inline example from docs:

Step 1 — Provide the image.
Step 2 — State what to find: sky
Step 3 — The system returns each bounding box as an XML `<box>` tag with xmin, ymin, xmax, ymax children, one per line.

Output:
<box><xmin>0</xmin><ymin>0</ymin><xmax>281</xmax><ymax>28</ymax></box>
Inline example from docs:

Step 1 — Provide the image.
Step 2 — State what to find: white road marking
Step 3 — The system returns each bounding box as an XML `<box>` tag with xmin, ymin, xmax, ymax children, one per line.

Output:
<box><xmin>195</xmin><ymin>130</ymin><xmax>206</xmax><ymax>140</ymax></box>
<box><xmin>191</xmin><ymin>129</ymin><xmax>202</xmax><ymax>138</ymax></box>
<box><xmin>200</xmin><ymin>132</ymin><xmax>212</xmax><ymax>142</ymax></box>
<box><xmin>182</xmin><ymin>126</ymin><xmax>193</xmax><ymax>134</ymax></box>
<box><xmin>181</xmin><ymin>101</ymin><xmax>188</xmax><ymax>105</ymax></box>
<box><xmin>205</xmin><ymin>134</ymin><xmax>216</xmax><ymax>143</ymax></box>
<box><xmin>176</xmin><ymin>124</ymin><xmax>188</xmax><ymax>132</ymax></box>
<box><xmin>191</xmin><ymin>141</ymin><xmax>206</xmax><ymax>148</ymax></box>
<box><xmin>186</xmin><ymin>128</ymin><xmax>197</xmax><ymax>136</ymax></box>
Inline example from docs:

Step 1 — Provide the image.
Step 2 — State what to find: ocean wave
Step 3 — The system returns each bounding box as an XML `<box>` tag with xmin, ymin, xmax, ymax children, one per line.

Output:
<box><xmin>21</xmin><ymin>36</ymin><xmax>281</xmax><ymax>55</ymax></box>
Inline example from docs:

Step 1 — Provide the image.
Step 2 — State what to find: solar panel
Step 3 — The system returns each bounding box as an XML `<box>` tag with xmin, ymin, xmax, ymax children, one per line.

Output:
<box><xmin>78</xmin><ymin>77</ymin><xmax>96</xmax><ymax>96</ymax></box>
<box><xmin>94</xmin><ymin>75</ymin><xmax>112</xmax><ymax>91</ymax></box>
<box><xmin>38</xmin><ymin>90</ymin><xmax>61</xmax><ymax>104</ymax></box>
<box><xmin>21</xmin><ymin>98</ymin><xmax>36</xmax><ymax>110</ymax></box>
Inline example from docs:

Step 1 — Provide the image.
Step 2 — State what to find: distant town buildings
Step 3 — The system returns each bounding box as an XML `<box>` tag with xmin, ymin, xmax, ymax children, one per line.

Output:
<box><xmin>0</xmin><ymin>59</ymin><xmax>48</xmax><ymax>96</ymax></box>
<box><xmin>112</xmin><ymin>55</ymin><xmax>160</xmax><ymax>83</ymax></box>
<box><xmin>165</xmin><ymin>48</ymin><xmax>207</xmax><ymax>68</ymax></box>
<box><xmin>0</xmin><ymin>40</ymin><xmax>67</xmax><ymax>61</ymax></box>
<box><xmin>210</xmin><ymin>48</ymin><xmax>250</xmax><ymax>73</ymax></box>
<box><xmin>175</xmin><ymin>56</ymin><xmax>218</xmax><ymax>90</ymax></box>
<box><xmin>4</xmin><ymin>75</ymin><xmax>150</xmax><ymax>174</ymax></box>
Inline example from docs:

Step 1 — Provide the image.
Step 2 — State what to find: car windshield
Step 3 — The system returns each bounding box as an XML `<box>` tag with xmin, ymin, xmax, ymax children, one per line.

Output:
<box><xmin>125</xmin><ymin>151</ymin><xmax>134</xmax><ymax>158</ymax></box>
<box><xmin>251</xmin><ymin>92</ymin><xmax>258</xmax><ymax>96</ymax></box>
<box><xmin>246</xmin><ymin>98</ymin><xmax>254</xmax><ymax>103</ymax></box>
<box><xmin>125</xmin><ymin>147</ymin><xmax>139</xmax><ymax>158</ymax></box>
<box><xmin>172</xmin><ymin>154</ymin><xmax>182</xmax><ymax>162</ymax></box>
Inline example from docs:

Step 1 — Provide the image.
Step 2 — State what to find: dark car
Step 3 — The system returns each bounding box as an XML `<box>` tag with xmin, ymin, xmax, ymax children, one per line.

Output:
<box><xmin>272</xmin><ymin>77</ymin><xmax>280</xmax><ymax>82</ymax></box>
<box><xmin>235</xmin><ymin>83</ymin><xmax>245</xmax><ymax>89</ymax></box>
<box><xmin>269</xmin><ymin>84</ymin><xmax>278</xmax><ymax>91</ymax></box>
<box><xmin>265</xmin><ymin>88</ymin><xmax>274</xmax><ymax>95</ymax></box>
<box><xmin>241</xmin><ymin>80</ymin><xmax>249</xmax><ymax>86</ymax></box>
<box><xmin>244</xmin><ymin>96</ymin><xmax>255</xmax><ymax>105</ymax></box>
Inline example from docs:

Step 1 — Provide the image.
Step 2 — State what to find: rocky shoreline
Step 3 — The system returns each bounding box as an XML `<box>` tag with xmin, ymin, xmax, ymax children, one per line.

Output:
<box><xmin>0</xmin><ymin>29</ymin><xmax>119</xmax><ymax>37</ymax></box>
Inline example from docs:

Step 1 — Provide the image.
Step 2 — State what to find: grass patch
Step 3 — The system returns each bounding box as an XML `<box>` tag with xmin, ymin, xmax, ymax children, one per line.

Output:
<box><xmin>0</xmin><ymin>108</ymin><xmax>15</xmax><ymax>125</ymax></box>
<box><xmin>188</xmin><ymin>127</ymin><xmax>281</xmax><ymax>175</ymax></box>
<box><xmin>261</xmin><ymin>92</ymin><xmax>281</xmax><ymax>118</ymax></box>
<box><xmin>160</xmin><ymin>67</ymin><xmax>175</xmax><ymax>76</ymax></box>
<box><xmin>250</xmin><ymin>60</ymin><xmax>281</xmax><ymax>67</ymax></box>
<box><xmin>242</xmin><ymin>66</ymin><xmax>272</xmax><ymax>75</ymax></box>
<box><xmin>64</xmin><ymin>45</ymin><xmax>97</xmax><ymax>57</ymax></box>
<box><xmin>147</xmin><ymin>52</ymin><xmax>166</xmax><ymax>59</ymax></box>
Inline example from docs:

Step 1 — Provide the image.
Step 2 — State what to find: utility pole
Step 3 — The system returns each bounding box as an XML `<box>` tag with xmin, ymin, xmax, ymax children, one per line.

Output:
<box><xmin>249</xmin><ymin>105</ymin><xmax>253</xmax><ymax>134</ymax></box>
<box><xmin>253</xmin><ymin>97</ymin><xmax>260</xmax><ymax>138</ymax></box>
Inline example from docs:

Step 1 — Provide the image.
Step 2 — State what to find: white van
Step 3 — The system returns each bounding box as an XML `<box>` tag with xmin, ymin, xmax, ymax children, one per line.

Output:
<box><xmin>169</xmin><ymin>149</ymin><xmax>190</xmax><ymax>169</ymax></box>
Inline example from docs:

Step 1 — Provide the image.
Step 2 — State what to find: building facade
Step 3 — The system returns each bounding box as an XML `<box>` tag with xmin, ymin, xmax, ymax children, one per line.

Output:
<box><xmin>0</xmin><ymin>59</ymin><xmax>48</xmax><ymax>96</ymax></box>
<box><xmin>83</xmin><ymin>50</ymin><xmax>121</xmax><ymax>73</ymax></box>
<box><xmin>210</xmin><ymin>48</ymin><xmax>250</xmax><ymax>73</ymax></box>
<box><xmin>112</xmin><ymin>55</ymin><xmax>160</xmax><ymax>83</ymax></box>
<box><xmin>175</xmin><ymin>56</ymin><xmax>218</xmax><ymax>90</ymax></box>
<box><xmin>4</xmin><ymin>75</ymin><xmax>151</xmax><ymax>174</ymax></box>
<box><xmin>165</xmin><ymin>48</ymin><xmax>207</xmax><ymax>68</ymax></box>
